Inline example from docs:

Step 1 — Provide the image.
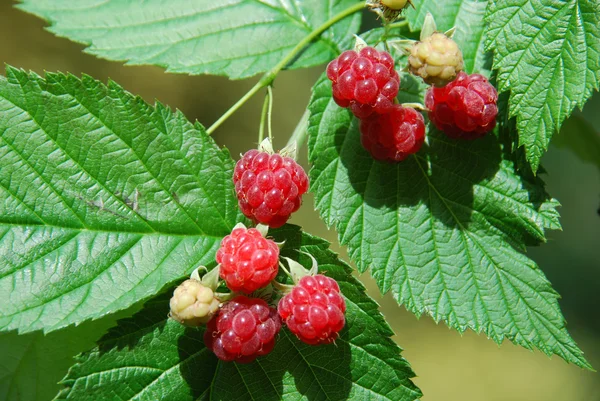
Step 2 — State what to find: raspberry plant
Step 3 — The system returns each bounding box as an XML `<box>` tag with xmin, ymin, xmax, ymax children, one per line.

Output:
<box><xmin>1</xmin><ymin>0</ymin><xmax>598</xmax><ymax>400</ymax></box>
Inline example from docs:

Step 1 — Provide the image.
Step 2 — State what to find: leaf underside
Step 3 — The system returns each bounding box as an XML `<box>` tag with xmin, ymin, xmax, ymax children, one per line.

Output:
<box><xmin>485</xmin><ymin>0</ymin><xmax>600</xmax><ymax>171</ymax></box>
<box><xmin>56</xmin><ymin>227</ymin><xmax>422</xmax><ymax>401</ymax></box>
<box><xmin>16</xmin><ymin>0</ymin><xmax>362</xmax><ymax>79</ymax></box>
<box><xmin>0</xmin><ymin>66</ymin><xmax>245</xmax><ymax>334</ymax></box>
<box><xmin>307</xmin><ymin>73</ymin><xmax>591</xmax><ymax>369</ymax></box>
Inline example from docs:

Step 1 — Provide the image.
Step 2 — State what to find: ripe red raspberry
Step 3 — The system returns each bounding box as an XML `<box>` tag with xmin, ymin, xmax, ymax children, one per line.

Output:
<box><xmin>204</xmin><ymin>296</ymin><xmax>281</xmax><ymax>363</ymax></box>
<box><xmin>234</xmin><ymin>149</ymin><xmax>309</xmax><ymax>228</ymax></box>
<box><xmin>359</xmin><ymin>104</ymin><xmax>425</xmax><ymax>162</ymax></box>
<box><xmin>216</xmin><ymin>225</ymin><xmax>279</xmax><ymax>293</ymax></box>
<box><xmin>278</xmin><ymin>274</ymin><xmax>346</xmax><ymax>345</ymax></box>
<box><xmin>326</xmin><ymin>46</ymin><xmax>400</xmax><ymax>119</ymax></box>
<box><xmin>425</xmin><ymin>71</ymin><xmax>498</xmax><ymax>139</ymax></box>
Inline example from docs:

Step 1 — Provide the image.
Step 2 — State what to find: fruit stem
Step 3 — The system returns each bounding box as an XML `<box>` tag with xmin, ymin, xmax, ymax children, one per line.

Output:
<box><xmin>386</xmin><ymin>20</ymin><xmax>409</xmax><ymax>31</ymax></box>
<box><xmin>267</xmin><ymin>86</ymin><xmax>274</xmax><ymax>141</ymax></box>
<box><xmin>258</xmin><ymin>89</ymin><xmax>270</xmax><ymax>143</ymax></box>
<box><xmin>206</xmin><ymin>2</ymin><xmax>365</xmax><ymax>135</ymax></box>
<box><xmin>286</xmin><ymin>109</ymin><xmax>310</xmax><ymax>149</ymax></box>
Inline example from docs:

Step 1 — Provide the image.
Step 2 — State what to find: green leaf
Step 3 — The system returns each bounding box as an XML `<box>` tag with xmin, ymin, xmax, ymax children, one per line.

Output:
<box><xmin>0</xmin><ymin>66</ymin><xmax>245</xmax><ymax>334</ymax></box>
<box><xmin>553</xmin><ymin>114</ymin><xmax>600</xmax><ymax>171</ymax></box>
<box><xmin>307</xmin><ymin>73</ymin><xmax>592</xmax><ymax>369</ymax></box>
<box><xmin>16</xmin><ymin>0</ymin><xmax>362</xmax><ymax>79</ymax></box>
<box><xmin>406</xmin><ymin>0</ymin><xmax>492</xmax><ymax>74</ymax></box>
<box><xmin>485</xmin><ymin>0</ymin><xmax>600</xmax><ymax>172</ymax></box>
<box><xmin>0</xmin><ymin>310</ymin><xmax>132</xmax><ymax>401</ymax></box>
<box><xmin>56</xmin><ymin>226</ymin><xmax>422</xmax><ymax>401</ymax></box>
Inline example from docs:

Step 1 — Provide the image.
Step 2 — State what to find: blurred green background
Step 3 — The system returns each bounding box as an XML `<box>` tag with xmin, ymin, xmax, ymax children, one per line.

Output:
<box><xmin>1</xmin><ymin>2</ymin><xmax>598</xmax><ymax>400</ymax></box>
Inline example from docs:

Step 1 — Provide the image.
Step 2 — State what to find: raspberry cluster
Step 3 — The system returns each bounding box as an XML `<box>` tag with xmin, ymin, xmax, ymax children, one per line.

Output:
<box><xmin>170</xmin><ymin>221</ymin><xmax>346</xmax><ymax>362</ymax></box>
<box><xmin>425</xmin><ymin>71</ymin><xmax>498</xmax><ymax>139</ymax></box>
<box><xmin>234</xmin><ymin>149</ymin><xmax>309</xmax><ymax>228</ymax></box>
<box><xmin>327</xmin><ymin>46</ymin><xmax>425</xmax><ymax>162</ymax></box>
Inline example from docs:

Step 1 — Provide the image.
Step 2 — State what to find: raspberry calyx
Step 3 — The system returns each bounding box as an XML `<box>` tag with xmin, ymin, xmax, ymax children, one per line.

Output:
<box><xmin>359</xmin><ymin>104</ymin><xmax>426</xmax><ymax>162</ymax></box>
<box><xmin>326</xmin><ymin>43</ymin><xmax>400</xmax><ymax>119</ymax></box>
<box><xmin>216</xmin><ymin>222</ymin><xmax>280</xmax><ymax>293</ymax></box>
<box><xmin>234</xmin><ymin>139</ymin><xmax>309</xmax><ymax>228</ymax></box>
<box><xmin>425</xmin><ymin>71</ymin><xmax>498</xmax><ymax>139</ymax></box>
<box><xmin>204</xmin><ymin>295</ymin><xmax>281</xmax><ymax>363</ymax></box>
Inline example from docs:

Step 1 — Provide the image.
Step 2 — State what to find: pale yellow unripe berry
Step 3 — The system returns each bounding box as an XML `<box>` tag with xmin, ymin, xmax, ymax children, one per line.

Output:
<box><xmin>169</xmin><ymin>279</ymin><xmax>220</xmax><ymax>327</ymax></box>
<box><xmin>408</xmin><ymin>32</ymin><xmax>464</xmax><ymax>87</ymax></box>
<box><xmin>381</xmin><ymin>0</ymin><xmax>409</xmax><ymax>10</ymax></box>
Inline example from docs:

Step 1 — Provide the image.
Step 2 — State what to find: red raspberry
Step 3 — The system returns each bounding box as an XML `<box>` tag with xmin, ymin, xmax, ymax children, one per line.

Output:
<box><xmin>216</xmin><ymin>225</ymin><xmax>279</xmax><ymax>293</ymax></box>
<box><xmin>425</xmin><ymin>71</ymin><xmax>498</xmax><ymax>139</ymax></box>
<box><xmin>326</xmin><ymin>46</ymin><xmax>400</xmax><ymax>119</ymax></box>
<box><xmin>234</xmin><ymin>150</ymin><xmax>309</xmax><ymax>228</ymax></box>
<box><xmin>278</xmin><ymin>274</ymin><xmax>346</xmax><ymax>345</ymax></box>
<box><xmin>204</xmin><ymin>296</ymin><xmax>281</xmax><ymax>363</ymax></box>
<box><xmin>359</xmin><ymin>104</ymin><xmax>425</xmax><ymax>162</ymax></box>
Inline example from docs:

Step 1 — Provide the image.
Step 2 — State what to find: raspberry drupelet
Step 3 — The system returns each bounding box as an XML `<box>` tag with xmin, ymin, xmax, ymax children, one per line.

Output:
<box><xmin>278</xmin><ymin>274</ymin><xmax>346</xmax><ymax>345</ymax></box>
<box><xmin>359</xmin><ymin>104</ymin><xmax>425</xmax><ymax>162</ymax></box>
<box><xmin>204</xmin><ymin>296</ymin><xmax>281</xmax><ymax>363</ymax></box>
<box><xmin>425</xmin><ymin>71</ymin><xmax>498</xmax><ymax>139</ymax></box>
<box><xmin>234</xmin><ymin>149</ymin><xmax>309</xmax><ymax>228</ymax></box>
<box><xmin>326</xmin><ymin>46</ymin><xmax>400</xmax><ymax>119</ymax></box>
<box><xmin>216</xmin><ymin>225</ymin><xmax>279</xmax><ymax>293</ymax></box>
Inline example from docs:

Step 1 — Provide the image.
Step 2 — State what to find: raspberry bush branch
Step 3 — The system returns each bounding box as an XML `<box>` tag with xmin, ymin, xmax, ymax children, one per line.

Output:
<box><xmin>205</xmin><ymin>1</ymin><xmax>366</xmax><ymax>136</ymax></box>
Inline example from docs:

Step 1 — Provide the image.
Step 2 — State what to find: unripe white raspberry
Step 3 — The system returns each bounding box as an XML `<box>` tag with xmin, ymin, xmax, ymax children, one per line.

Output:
<box><xmin>169</xmin><ymin>279</ymin><xmax>220</xmax><ymax>326</ymax></box>
<box><xmin>408</xmin><ymin>32</ymin><xmax>464</xmax><ymax>87</ymax></box>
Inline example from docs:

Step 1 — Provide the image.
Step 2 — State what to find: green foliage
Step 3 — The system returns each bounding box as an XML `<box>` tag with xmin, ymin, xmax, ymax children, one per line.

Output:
<box><xmin>485</xmin><ymin>0</ymin><xmax>600</xmax><ymax>172</ymax></box>
<box><xmin>307</xmin><ymin>73</ymin><xmax>591</xmax><ymax>369</ymax></box>
<box><xmin>0</xmin><ymin>67</ymin><xmax>244</xmax><ymax>334</ymax></box>
<box><xmin>406</xmin><ymin>0</ymin><xmax>491</xmax><ymax>74</ymax></box>
<box><xmin>56</xmin><ymin>226</ymin><xmax>421</xmax><ymax>401</ymax></box>
<box><xmin>1</xmin><ymin>0</ymin><xmax>598</xmax><ymax>399</ymax></box>
<box><xmin>16</xmin><ymin>0</ymin><xmax>361</xmax><ymax>79</ymax></box>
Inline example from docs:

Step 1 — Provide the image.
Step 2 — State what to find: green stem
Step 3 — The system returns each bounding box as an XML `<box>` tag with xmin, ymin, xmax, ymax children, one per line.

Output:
<box><xmin>286</xmin><ymin>109</ymin><xmax>310</xmax><ymax>149</ymax></box>
<box><xmin>267</xmin><ymin>86</ymin><xmax>274</xmax><ymax>141</ymax></box>
<box><xmin>387</xmin><ymin>19</ymin><xmax>409</xmax><ymax>31</ymax></box>
<box><xmin>258</xmin><ymin>89</ymin><xmax>270</xmax><ymax>143</ymax></box>
<box><xmin>206</xmin><ymin>1</ymin><xmax>365</xmax><ymax>135</ymax></box>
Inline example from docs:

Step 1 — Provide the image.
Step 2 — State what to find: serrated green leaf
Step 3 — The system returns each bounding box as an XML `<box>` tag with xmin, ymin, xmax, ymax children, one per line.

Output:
<box><xmin>307</xmin><ymin>73</ymin><xmax>592</xmax><ymax>369</ymax></box>
<box><xmin>56</xmin><ymin>226</ymin><xmax>421</xmax><ymax>401</ymax></box>
<box><xmin>16</xmin><ymin>0</ymin><xmax>362</xmax><ymax>79</ymax></box>
<box><xmin>485</xmin><ymin>0</ymin><xmax>600</xmax><ymax>171</ymax></box>
<box><xmin>553</xmin><ymin>113</ymin><xmax>600</xmax><ymax>171</ymax></box>
<box><xmin>0</xmin><ymin>66</ymin><xmax>245</xmax><ymax>334</ymax></box>
<box><xmin>406</xmin><ymin>0</ymin><xmax>491</xmax><ymax>75</ymax></box>
<box><xmin>0</xmin><ymin>310</ymin><xmax>132</xmax><ymax>401</ymax></box>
